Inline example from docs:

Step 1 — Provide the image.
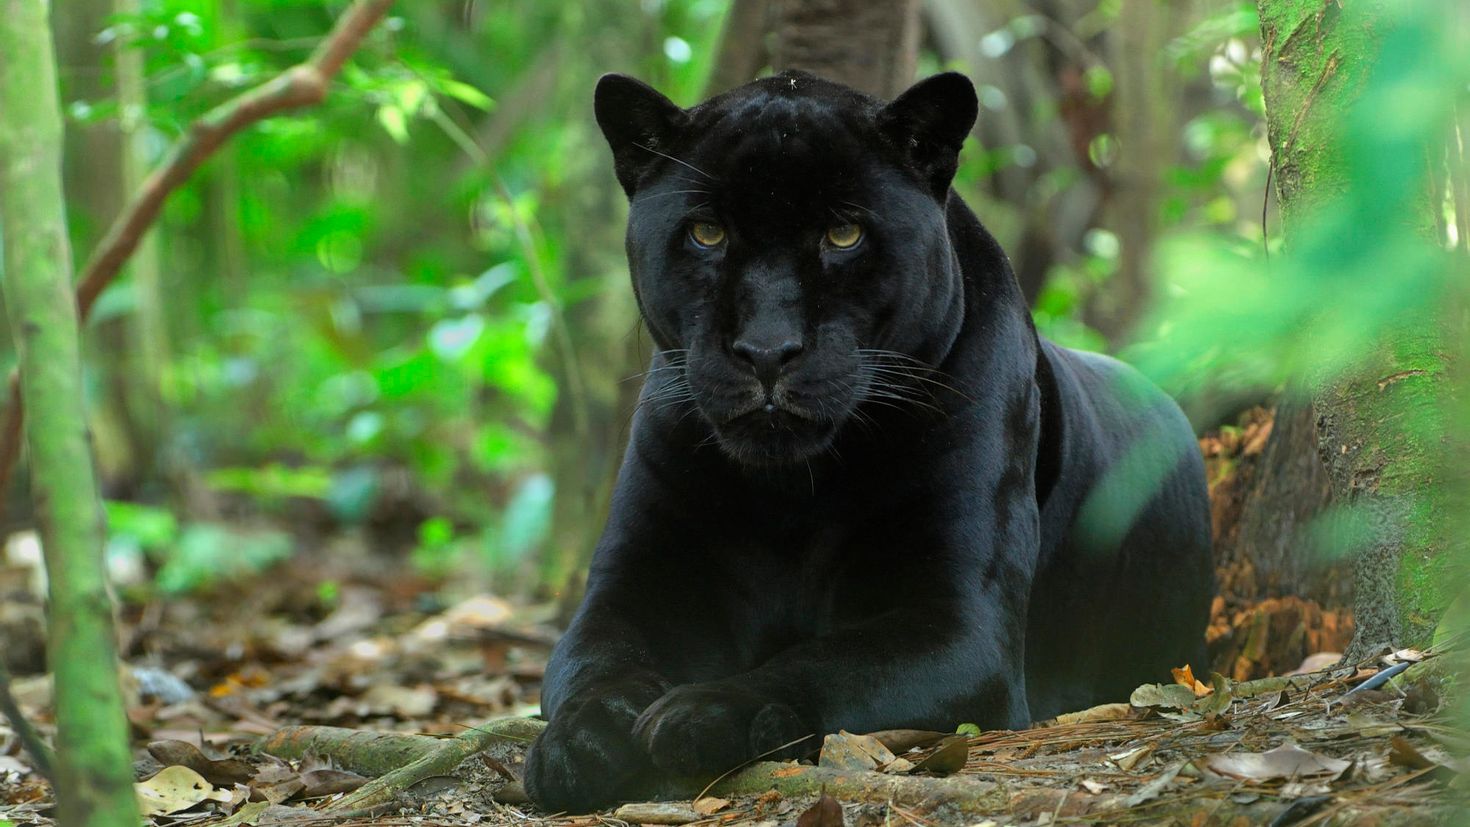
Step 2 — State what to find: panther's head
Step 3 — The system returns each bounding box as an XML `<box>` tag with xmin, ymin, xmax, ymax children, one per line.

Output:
<box><xmin>595</xmin><ymin>71</ymin><xmax>979</xmax><ymax>466</ymax></box>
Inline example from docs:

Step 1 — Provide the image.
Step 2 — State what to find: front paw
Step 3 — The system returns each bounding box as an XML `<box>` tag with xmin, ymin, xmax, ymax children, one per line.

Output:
<box><xmin>633</xmin><ymin>683</ymin><xmax>812</xmax><ymax>776</ymax></box>
<box><xmin>523</xmin><ymin>682</ymin><xmax>663</xmax><ymax>812</ymax></box>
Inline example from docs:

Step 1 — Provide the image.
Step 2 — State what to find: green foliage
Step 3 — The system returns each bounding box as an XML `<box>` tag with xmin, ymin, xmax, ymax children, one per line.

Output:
<box><xmin>54</xmin><ymin>0</ymin><xmax>728</xmax><ymax>589</ymax></box>
<box><xmin>1132</xmin><ymin>4</ymin><xmax>1466</xmax><ymax>397</ymax></box>
<box><xmin>155</xmin><ymin>524</ymin><xmax>293</xmax><ymax>594</ymax></box>
<box><xmin>1131</xmin><ymin>1</ymin><xmax>1470</xmax><ymax>629</ymax></box>
<box><xmin>106</xmin><ymin>499</ymin><xmax>292</xmax><ymax>594</ymax></box>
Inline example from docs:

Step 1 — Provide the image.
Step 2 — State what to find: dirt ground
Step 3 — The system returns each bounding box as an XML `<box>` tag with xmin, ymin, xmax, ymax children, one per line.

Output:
<box><xmin>0</xmin><ymin>413</ymin><xmax>1463</xmax><ymax>825</ymax></box>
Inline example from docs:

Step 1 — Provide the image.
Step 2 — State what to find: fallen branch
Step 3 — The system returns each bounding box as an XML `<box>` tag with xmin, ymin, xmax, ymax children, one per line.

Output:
<box><xmin>710</xmin><ymin>760</ymin><xmax>1006</xmax><ymax>813</ymax></box>
<box><xmin>0</xmin><ymin>0</ymin><xmax>397</xmax><ymax>517</ymax></box>
<box><xmin>0</xmin><ymin>657</ymin><xmax>53</xmax><ymax>782</ymax></box>
<box><xmin>259</xmin><ymin>718</ymin><xmax>543</xmax><ymax>816</ymax></box>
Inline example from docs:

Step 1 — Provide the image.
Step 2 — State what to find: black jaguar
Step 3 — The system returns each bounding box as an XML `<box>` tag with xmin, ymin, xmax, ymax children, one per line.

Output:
<box><xmin>522</xmin><ymin>70</ymin><xmax>1214</xmax><ymax>812</ymax></box>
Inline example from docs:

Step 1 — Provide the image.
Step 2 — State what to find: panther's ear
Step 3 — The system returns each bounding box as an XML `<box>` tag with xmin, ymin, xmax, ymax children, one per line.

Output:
<box><xmin>594</xmin><ymin>73</ymin><xmax>688</xmax><ymax>197</ymax></box>
<box><xmin>878</xmin><ymin>72</ymin><xmax>978</xmax><ymax>198</ymax></box>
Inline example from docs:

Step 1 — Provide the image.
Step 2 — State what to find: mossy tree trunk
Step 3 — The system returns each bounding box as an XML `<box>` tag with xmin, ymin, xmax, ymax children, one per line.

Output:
<box><xmin>1257</xmin><ymin>0</ymin><xmax>1455</xmax><ymax>657</ymax></box>
<box><xmin>0</xmin><ymin>0</ymin><xmax>140</xmax><ymax>823</ymax></box>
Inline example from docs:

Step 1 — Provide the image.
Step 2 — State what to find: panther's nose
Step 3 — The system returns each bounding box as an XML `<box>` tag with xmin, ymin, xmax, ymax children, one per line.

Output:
<box><xmin>732</xmin><ymin>338</ymin><xmax>803</xmax><ymax>390</ymax></box>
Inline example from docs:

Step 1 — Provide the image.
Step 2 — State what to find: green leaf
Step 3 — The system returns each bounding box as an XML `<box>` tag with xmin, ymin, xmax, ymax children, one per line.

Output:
<box><xmin>438</xmin><ymin>79</ymin><xmax>494</xmax><ymax>110</ymax></box>
<box><xmin>955</xmin><ymin>723</ymin><xmax>981</xmax><ymax>737</ymax></box>
<box><xmin>376</xmin><ymin>105</ymin><xmax>409</xmax><ymax>143</ymax></box>
<box><xmin>105</xmin><ymin>500</ymin><xmax>178</xmax><ymax>549</ymax></box>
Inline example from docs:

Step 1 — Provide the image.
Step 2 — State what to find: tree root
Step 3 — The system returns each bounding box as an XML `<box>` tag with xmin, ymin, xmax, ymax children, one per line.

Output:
<box><xmin>259</xmin><ymin>718</ymin><xmax>543</xmax><ymax>815</ymax></box>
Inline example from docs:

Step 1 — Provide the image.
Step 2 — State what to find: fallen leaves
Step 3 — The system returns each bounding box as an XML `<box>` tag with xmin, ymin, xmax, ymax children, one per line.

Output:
<box><xmin>913</xmin><ymin>735</ymin><xmax>969</xmax><ymax>775</ymax></box>
<box><xmin>1200</xmin><ymin>742</ymin><xmax>1351</xmax><ymax>783</ymax></box>
<box><xmin>134</xmin><ymin>765</ymin><xmax>233</xmax><ymax>816</ymax></box>
<box><xmin>795</xmin><ymin>791</ymin><xmax>843</xmax><ymax>827</ymax></box>
<box><xmin>819</xmin><ymin>731</ymin><xmax>896</xmax><ymax>772</ymax></box>
<box><xmin>146</xmin><ymin>740</ymin><xmax>254</xmax><ymax>786</ymax></box>
<box><xmin>1128</xmin><ymin>682</ymin><xmax>1198</xmax><ymax>711</ymax></box>
<box><xmin>1171</xmin><ymin>665</ymin><xmax>1212</xmax><ymax>697</ymax></box>
<box><xmin>1131</xmin><ymin>668</ymin><xmax>1234</xmax><ymax>722</ymax></box>
<box><xmin>692</xmin><ymin>795</ymin><xmax>730</xmax><ymax>815</ymax></box>
<box><xmin>1107</xmin><ymin>744</ymin><xmax>1155</xmax><ymax>772</ymax></box>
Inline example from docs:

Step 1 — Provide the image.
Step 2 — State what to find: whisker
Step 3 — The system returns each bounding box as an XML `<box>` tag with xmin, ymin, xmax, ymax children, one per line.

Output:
<box><xmin>636</xmin><ymin>189</ymin><xmax>712</xmax><ymax>204</ymax></box>
<box><xmin>635</xmin><ymin>143</ymin><xmax>716</xmax><ymax>181</ymax></box>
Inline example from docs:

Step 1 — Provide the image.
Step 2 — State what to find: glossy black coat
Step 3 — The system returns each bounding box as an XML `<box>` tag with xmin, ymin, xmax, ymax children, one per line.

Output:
<box><xmin>523</xmin><ymin>71</ymin><xmax>1213</xmax><ymax>812</ymax></box>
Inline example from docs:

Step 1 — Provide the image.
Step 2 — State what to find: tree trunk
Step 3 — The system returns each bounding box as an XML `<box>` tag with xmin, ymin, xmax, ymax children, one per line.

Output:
<box><xmin>1089</xmin><ymin>0</ymin><xmax>1187</xmax><ymax>343</ymax></box>
<box><xmin>118</xmin><ymin>0</ymin><xmax>172</xmax><ymax>491</ymax></box>
<box><xmin>1217</xmin><ymin>400</ymin><xmax>1342</xmax><ymax>605</ymax></box>
<box><xmin>1256</xmin><ymin>0</ymin><xmax>1456</xmax><ymax>658</ymax></box>
<box><xmin>0</xmin><ymin>1</ymin><xmax>140</xmax><ymax>823</ymax></box>
<box><xmin>770</xmin><ymin>0</ymin><xmax>921</xmax><ymax>98</ymax></box>
<box><xmin>706</xmin><ymin>0</ymin><xmax>774</xmax><ymax>95</ymax></box>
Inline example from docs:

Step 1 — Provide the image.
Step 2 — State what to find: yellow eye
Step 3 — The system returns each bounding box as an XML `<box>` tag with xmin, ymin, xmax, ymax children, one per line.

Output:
<box><xmin>689</xmin><ymin>222</ymin><xmax>726</xmax><ymax>247</ymax></box>
<box><xmin>826</xmin><ymin>223</ymin><xmax>863</xmax><ymax>249</ymax></box>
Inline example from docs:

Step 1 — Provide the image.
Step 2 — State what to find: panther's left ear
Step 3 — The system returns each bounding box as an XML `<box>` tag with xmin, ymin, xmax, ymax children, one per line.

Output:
<box><xmin>594</xmin><ymin>73</ymin><xmax>689</xmax><ymax>197</ymax></box>
<box><xmin>878</xmin><ymin>72</ymin><xmax>978</xmax><ymax>198</ymax></box>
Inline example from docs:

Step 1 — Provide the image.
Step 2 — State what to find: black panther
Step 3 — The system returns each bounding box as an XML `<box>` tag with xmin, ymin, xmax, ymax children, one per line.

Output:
<box><xmin>523</xmin><ymin>70</ymin><xmax>1213</xmax><ymax>812</ymax></box>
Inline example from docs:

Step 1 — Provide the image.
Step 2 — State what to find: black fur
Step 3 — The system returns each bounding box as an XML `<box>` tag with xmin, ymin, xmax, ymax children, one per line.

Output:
<box><xmin>523</xmin><ymin>71</ymin><xmax>1213</xmax><ymax>812</ymax></box>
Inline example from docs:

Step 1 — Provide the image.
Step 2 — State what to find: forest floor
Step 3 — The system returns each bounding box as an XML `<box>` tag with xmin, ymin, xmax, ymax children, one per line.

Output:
<box><xmin>0</xmin><ymin>412</ymin><xmax>1464</xmax><ymax>826</ymax></box>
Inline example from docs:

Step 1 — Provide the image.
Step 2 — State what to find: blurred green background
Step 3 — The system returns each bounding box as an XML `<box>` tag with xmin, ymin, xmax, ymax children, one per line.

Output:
<box><xmin>19</xmin><ymin>0</ymin><xmax>1466</xmax><ymax>623</ymax></box>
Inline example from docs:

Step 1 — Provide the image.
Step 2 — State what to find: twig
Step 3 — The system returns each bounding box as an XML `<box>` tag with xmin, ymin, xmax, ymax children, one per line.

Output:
<box><xmin>0</xmin><ymin>0</ymin><xmax>398</xmax><ymax>519</ymax></box>
<box><xmin>0</xmin><ymin>656</ymin><xmax>53</xmax><ymax>782</ymax></box>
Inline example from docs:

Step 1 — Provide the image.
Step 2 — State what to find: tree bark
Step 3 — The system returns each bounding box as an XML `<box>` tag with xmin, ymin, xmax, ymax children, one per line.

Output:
<box><xmin>706</xmin><ymin>0</ymin><xmax>774</xmax><ymax>95</ymax></box>
<box><xmin>1217</xmin><ymin>400</ymin><xmax>1342</xmax><ymax>604</ymax></box>
<box><xmin>1256</xmin><ymin>0</ymin><xmax>1456</xmax><ymax>657</ymax></box>
<box><xmin>1089</xmin><ymin>0</ymin><xmax>1187</xmax><ymax>343</ymax></box>
<box><xmin>117</xmin><ymin>0</ymin><xmax>172</xmax><ymax>489</ymax></box>
<box><xmin>770</xmin><ymin>0</ymin><xmax>921</xmax><ymax>99</ymax></box>
<box><xmin>0</xmin><ymin>0</ymin><xmax>140</xmax><ymax>822</ymax></box>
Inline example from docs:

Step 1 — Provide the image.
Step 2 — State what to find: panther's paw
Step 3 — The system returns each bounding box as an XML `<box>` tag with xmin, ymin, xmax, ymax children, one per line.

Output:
<box><xmin>523</xmin><ymin>683</ymin><xmax>661</xmax><ymax>813</ymax></box>
<box><xmin>633</xmin><ymin>683</ymin><xmax>812</xmax><ymax>776</ymax></box>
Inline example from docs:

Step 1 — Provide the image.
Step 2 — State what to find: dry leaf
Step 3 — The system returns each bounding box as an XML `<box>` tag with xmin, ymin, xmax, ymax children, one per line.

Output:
<box><xmin>880</xmin><ymin>756</ymin><xmax>916</xmax><ymax>774</ymax></box>
<box><xmin>135</xmin><ymin>765</ymin><xmax>232</xmax><ymax>816</ymax></box>
<box><xmin>1050</xmin><ymin>703</ymin><xmax>1133</xmax><ymax>727</ymax></box>
<box><xmin>212</xmin><ymin>801</ymin><xmax>271</xmax><ymax>826</ymax></box>
<box><xmin>1194</xmin><ymin>673</ymin><xmax>1233</xmax><ymax>717</ymax></box>
<box><xmin>298</xmin><ymin>768</ymin><xmax>368</xmax><ymax>797</ymax></box>
<box><xmin>693</xmin><ymin>796</ymin><xmax>731</xmax><ymax>815</ymax></box>
<box><xmin>1079</xmin><ymin>778</ymin><xmax>1109</xmax><ymax>794</ymax></box>
<box><xmin>147</xmin><ymin>740</ymin><xmax>254</xmax><ymax>786</ymax></box>
<box><xmin>796</xmin><ymin>791</ymin><xmax>844</xmax><ymax>827</ymax></box>
<box><xmin>1171</xmin><ymin>665</ymin><xmax>1211</xmax><ymax>697</ymax></box>
<box><xmin>1130</xmin><ymin>682</ymin><xmax>1197</xmax><ymax>710</ymax></box>
<box><xmin>248</xmin><ymin>764</ymin><xmax>306</xmax><ymax>805</ymax></box>
<box><xmin>914</xmin><ymin>735</ymin><xmax>969</xmax><ymax>775</ymax></box>
<box><xmin>1201</xmin><ymin>743</ymin><xmax>1350</xmax><ymax>783</ymax></box>
<box><xmin>864</xmin><ymin>729</ymin><xmax>949</xmax><ymax>753</ymax></box>
<box><xmin>819</xmin><ymin>731</ymin><xmax>896</xmax><ymax>771</ymax></box>
<box><xmin>1108</xmin><ymin>744</ymin><xmax>1155</xmax><ymax>771</ymax></box>
<box><xmin>1123</xmin><ymin>761</ymin><xmax>1184</xmax><ymax>806</ymax></box>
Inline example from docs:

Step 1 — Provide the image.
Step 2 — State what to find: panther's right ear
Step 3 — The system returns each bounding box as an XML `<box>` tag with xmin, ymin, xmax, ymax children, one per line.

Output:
<box><xmin>594</xmin><ymin>74</ymin><xmax>688</xmax><ymax>197</ymax></box>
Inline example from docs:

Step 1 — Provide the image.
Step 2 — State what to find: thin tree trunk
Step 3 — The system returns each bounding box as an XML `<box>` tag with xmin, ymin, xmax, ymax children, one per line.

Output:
<box><xmin>770</xmin><ymin>0</ymin><xmax>921</xmax><ymax>98</ymax></box>
<box><xmin>1090</xmin><ymin>0</ymin><xmax>1182</xmax><ymax>343</ymax></box>
<box><xmin>706</xmin><ymin>0</ymin><xmax>773</xmax><ymax>95</ymax></box>
<box><xmin>118</xmin><ymin>0</ymin><xmax>171</xmax><ymax>487</ymax></box>
<box><xmin>1257</xmin><ymin>0</ymin><xmax>1455</xmax><ymax>657</ymax></box>
<box><xmin>0</xmin><ymin>0</ymin><xmax>140</xmax><ymax>822</ymax></box>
